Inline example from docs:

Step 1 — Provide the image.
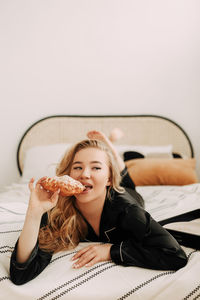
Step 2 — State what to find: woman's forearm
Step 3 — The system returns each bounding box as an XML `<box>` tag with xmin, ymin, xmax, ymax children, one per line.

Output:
<box><xmin>16</xmin><ymin>209</ymin><xmax>43</xmax><ymax>264</ymax></box>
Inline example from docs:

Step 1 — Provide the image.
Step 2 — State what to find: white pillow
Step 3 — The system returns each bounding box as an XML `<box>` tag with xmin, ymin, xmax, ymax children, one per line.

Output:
<box><xmin>21</xmin><ymin>144</ymin><xmax>71</xmax><ymax>182</ymax></box>
<box><xmin>115</xmin><ymin>144</ymin><xmax>173</xmax><ymax>159</ymax></box>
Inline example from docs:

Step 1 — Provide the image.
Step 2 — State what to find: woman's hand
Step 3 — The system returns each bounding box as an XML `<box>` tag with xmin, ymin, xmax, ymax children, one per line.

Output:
<box><xmin>28</xmin><ymin>177</ymin><xmax>60</xmax><ymax>216</ymax></box>
<box><xmin>72</xmin><ymin>243</ymin><xmax>112</xmax><ymax>268</ymax></box>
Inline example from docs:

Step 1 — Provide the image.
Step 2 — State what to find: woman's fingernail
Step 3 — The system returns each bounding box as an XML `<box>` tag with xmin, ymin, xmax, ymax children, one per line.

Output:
<box><xmin>73</xmin><ymin>264</ymin><xmax>79</xmax><ymax>269</ymax></box>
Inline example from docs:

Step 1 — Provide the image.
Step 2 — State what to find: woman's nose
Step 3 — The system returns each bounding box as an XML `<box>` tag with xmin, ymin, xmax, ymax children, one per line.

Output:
<box><xmin>80</xmin><ymin>168</ymin><xmax>91</xmax><ymax>178</ymax></box>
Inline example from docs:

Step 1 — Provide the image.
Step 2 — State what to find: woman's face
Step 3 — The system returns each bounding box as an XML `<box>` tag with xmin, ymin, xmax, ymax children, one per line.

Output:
<box><xmin>69</xmin><ymin>147</ymin><xmax>111</xmax><ymax>205</ymax></box>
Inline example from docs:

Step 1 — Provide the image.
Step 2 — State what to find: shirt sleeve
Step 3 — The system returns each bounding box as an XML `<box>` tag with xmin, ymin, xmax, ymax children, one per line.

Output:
<box><xmin>110</xmin><ymin>205</ymin><xmax>188</xmax><ymax>270</ymax></box>
<box><xmin>9</xmin><ymin>213</ymin><xmax>52</xmax><ymax>285</ymax></box>
<box><xmin>10</xmin><ymin>239</ymin><xmax>52</xmax><ymax>285</ymax></box>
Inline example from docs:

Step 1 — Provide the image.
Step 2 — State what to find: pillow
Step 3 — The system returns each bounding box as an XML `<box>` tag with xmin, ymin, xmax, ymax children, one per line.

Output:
<box><xmin>126</xmin><ymin>158</ymin><xmax>198</xmax><ymax>186</ymax></box>
<box><xmin>21</xmin><ymin>143</ymin><xmax>72</xmax><ymax>182</ymax></box>
<box><xmin>116</xmin><ymin>144</ymin><xmax>173</xmax><ymax>159</ymax></box>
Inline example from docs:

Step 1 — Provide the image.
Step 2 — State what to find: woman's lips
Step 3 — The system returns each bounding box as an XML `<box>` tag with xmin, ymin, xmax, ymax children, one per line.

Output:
<box><xmin>81</xmin><ymin>185</ymin><xmax>93</xmax><ymax>194</ymax></box>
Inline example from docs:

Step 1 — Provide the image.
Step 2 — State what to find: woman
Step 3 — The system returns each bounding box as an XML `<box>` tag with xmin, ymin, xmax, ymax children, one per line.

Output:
<box><xmin>10</xmin><ymin>131</ymin><xmax>187</xmax><ymax>285</ymax></box>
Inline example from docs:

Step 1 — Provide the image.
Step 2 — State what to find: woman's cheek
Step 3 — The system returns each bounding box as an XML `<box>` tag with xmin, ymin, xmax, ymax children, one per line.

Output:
<box><xmin>69</xmin><ymin>170</ymin><xmax>76</xmax><ymax>179</ymax></box>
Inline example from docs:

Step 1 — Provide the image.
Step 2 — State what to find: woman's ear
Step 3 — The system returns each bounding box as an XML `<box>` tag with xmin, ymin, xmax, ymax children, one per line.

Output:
<box><xmin>106</xmin><ymin>176</ymin><xmax>111</xmax><ymax>187</ymax></box>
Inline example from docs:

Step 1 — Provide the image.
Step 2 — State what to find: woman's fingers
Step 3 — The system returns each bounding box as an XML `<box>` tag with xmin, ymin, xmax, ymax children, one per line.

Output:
<box><xmin>72</xmin><ymin>244</ymin><xmax>112</xmax><ymax>269</ymax></box>
<box><xmin>51</xmin><ymin>189</ymin><xmax>60</xmax><ymax>204</ymax></box>
<box><xmin>28</xmin><ymin>178</ymin><xmax>35</xmax><ymax>192</ymax></box>
<box><xmin>85</xmin><ymin>257</ymin><xmax>98</xmax><ymax>267</ymax></box>
<box><xmin>37</xmin><ymin>176</ymin><xmax>47</xmax><ymax>184</ymax></box>
<box><xmin>72</xmin><ymin>245</ymin><xmax>92</xmax><ymax>261</ymax></box>
<box><xmin>72</xmin><ymin>250</ymin><xmax>95</xmax><ymax>269</ymax></box>
<box><xmin>35</xmin><ymin>177</ymin><xmax>47</xmax><ymax>189</ymax></box>
<box><xmin>29</xmin><ymin>176</ymin><xmax>59</xmax><ymax>202</ymax></box>
<box><xmin>72</xmin><ymin>244</ymin><xmax>111</xmax><ymax>269</ymax></box>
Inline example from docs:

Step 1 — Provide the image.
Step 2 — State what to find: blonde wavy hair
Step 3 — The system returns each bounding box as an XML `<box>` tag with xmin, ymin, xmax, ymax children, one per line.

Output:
<box><xmin>38</xmin><ymin>139</ymin><xmax>124</xmax><ymax>253</ymax></box>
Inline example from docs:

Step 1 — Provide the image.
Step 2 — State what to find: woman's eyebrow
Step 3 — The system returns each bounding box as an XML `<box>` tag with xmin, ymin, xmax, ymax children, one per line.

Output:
<box><xmin>72</xmin><ymin>161</ymin><xmax>103</xmax><ymax>165</ymax></box>
<box><xmin>90</xmin><ymin>161</ymin><xmax>102</xmax><ymax>165</ymax></box>
<box><xmin>72</xmin><ymin>161</ymin><xmax>82</xmax><ymax>165</ymax></box>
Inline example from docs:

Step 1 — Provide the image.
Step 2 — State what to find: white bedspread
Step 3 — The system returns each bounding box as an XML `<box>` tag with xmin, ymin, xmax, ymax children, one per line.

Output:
<box><xmin>0</xmin><ymin>182</ymin><xmax>200</xmax><ymax>300</ymax></box>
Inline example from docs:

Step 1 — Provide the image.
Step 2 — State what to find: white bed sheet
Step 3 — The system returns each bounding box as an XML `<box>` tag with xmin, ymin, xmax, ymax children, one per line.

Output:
<box><xmin>138</xmin><ymin>183</ymin><xmax>200</xmax><ymax>221</ymax></box>
<box><xmin>0</xmin><ymin>182</ymin><xmax>200</xmax><ymax>300</ymax></box>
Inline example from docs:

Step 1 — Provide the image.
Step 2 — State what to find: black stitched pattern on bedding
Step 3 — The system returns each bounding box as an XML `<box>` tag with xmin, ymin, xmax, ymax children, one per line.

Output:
<box><xmin>117</xmin><ymin>251</ymin><xmax>198</xmax><ymax>300</ymax></box>
<box><xmin>37</xmin><ymin>262</ymin><xmax>115</xmax><ymax>300</ymax></box>
<box><xmin>50</xmin><ymin>251</ymin><xmax>77</xmax><ymax>264</ymax></box>
<box><xmin>117</xmin><ymin>271</ymin><xmax>175</xmax><ymax>300</ymax></box>
<box><xmin>0</xmin><ymin>276</ymin><xmax>10</xmax><ymax>282</ymax></box>
<box><xmin>183</xmin><ymin>285</ymin><xmax>200</xmax><ymax>300</ymax></box>
<box><xmin>0</xmin><ymin>245</ymin><xmax>14</xmax><ymax>253</ymax></box>
<box><xmin>0</xmin><ymin>229</ymin><xmax>22</xmax><ymax>234</ymax></box>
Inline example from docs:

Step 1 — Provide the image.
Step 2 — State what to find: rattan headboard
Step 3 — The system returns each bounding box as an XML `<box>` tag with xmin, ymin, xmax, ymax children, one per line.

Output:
<box><xmin>17</xmin><ymin>115</ymin><xmax>194</xmax><ymax>175</ymax></box>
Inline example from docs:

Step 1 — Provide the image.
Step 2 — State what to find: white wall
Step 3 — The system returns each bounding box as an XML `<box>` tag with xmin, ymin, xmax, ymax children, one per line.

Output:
<box><xmin>0</xmin><ymin>0</ymin><xmax>199</xmax><ymax>187</ymax></box>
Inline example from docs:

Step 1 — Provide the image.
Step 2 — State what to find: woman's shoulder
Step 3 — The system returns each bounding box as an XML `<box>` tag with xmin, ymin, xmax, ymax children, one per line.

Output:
<box><xmin>110</xmin><ymin>189</ymin><xmax>141</xmax><ymax>210</ymax></box>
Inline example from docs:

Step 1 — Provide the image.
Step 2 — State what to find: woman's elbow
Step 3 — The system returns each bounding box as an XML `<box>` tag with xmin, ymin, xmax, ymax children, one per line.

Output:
<box><xmin>173</xmin><ymin>254</ymin><xmax>188</xmax><ymax>270</ymax></box>
<box><xmin>10</xmin><ymin>274</ymin><xmax>26</xmax><ymax>285</ymax></box>
<box><xmin>162</xmin><ymin>248</ymin><xmax>188</xmax><ymax>271</ymax></box>
<box><xmin>9</xmin><ymin>266</ymin><xmax>32</xmax><ymax>285</ymax></box>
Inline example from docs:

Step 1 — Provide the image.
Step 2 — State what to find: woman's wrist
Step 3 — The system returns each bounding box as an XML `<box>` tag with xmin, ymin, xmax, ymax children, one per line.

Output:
<box><xmin>26</xmin><ymin>205</ymin><xmax>44</xmax><ymax>221</ymax></box>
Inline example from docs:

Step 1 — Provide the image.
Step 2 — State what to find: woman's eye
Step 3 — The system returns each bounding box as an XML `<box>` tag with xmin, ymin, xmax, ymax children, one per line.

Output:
<box><xmin>73</xmin><ymin>166</ymin><xmax>82</xmax><ymax>170</ymax></box>
<box><xmin>93</xmin><ymin>167</ymin><xmax>101</xmax><ymax>170</ymax></box>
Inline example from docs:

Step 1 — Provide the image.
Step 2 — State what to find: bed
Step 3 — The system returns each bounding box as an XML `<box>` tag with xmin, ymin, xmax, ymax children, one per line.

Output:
<box><xmin>0</xmin><ymin>114</ymin><xmax>200</xmax><ymax>300</ymax></box>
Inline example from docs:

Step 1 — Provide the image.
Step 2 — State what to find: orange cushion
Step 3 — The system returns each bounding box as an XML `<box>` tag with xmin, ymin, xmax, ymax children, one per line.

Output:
<box><xmin>126</xmin><ymin>158</ymin><xmax>198</xmax><ymax>186</ymax></box>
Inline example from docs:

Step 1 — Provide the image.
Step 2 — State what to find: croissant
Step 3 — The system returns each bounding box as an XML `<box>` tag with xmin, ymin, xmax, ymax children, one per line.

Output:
<box><xmin>40</xmin><ymin>175</ymin><xmax>85</xmax><ymax>196</ymax></box>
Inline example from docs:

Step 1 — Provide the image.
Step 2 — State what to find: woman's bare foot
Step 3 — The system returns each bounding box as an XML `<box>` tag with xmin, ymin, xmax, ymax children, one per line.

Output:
<box><xmin>87</xmin><ymin>128</ymin><xmax>124</xmax><ymax>144</ymax></box>
<box><xmin>87</xmin><ymin>130</ymin><xmax>111</xmax><ymax>146</ymax></box>
<box><xmin>109</xmin><ymin>128</ymin><xmax>124</xmax><ymax>143</ymax></box>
